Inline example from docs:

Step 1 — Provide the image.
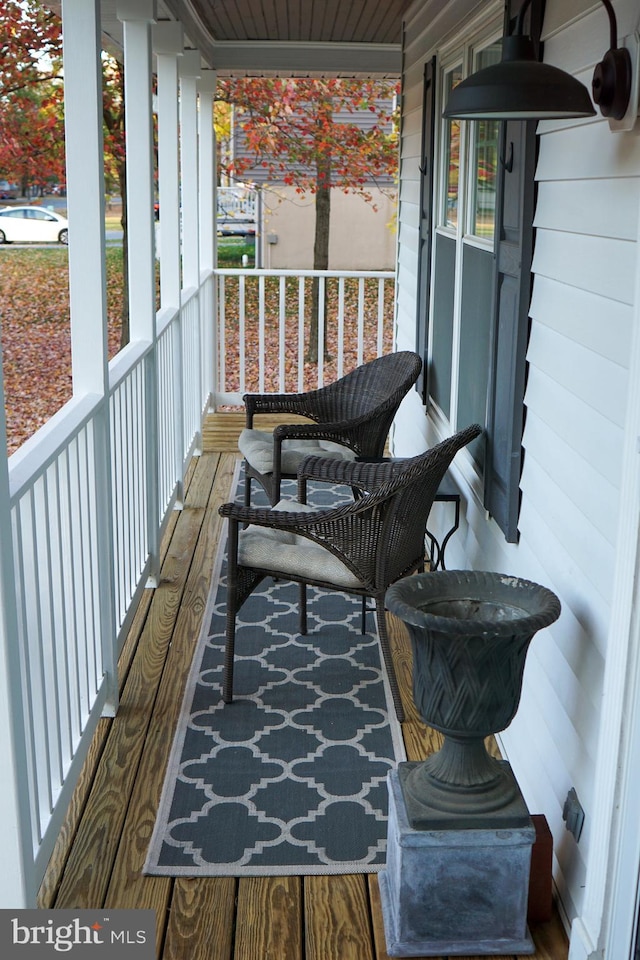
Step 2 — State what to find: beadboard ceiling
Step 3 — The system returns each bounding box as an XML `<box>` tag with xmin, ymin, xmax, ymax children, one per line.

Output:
<box><xmin>99</xmin><ymin>0</ymin><xmax>405</xmax><ymax>77</ymax></box>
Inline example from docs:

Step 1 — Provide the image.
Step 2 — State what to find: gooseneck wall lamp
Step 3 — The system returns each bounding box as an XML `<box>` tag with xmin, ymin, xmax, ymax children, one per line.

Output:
<box><xmin>443</xmin><ymin>0</ymin><xmax>633</xmax><ymax>122</ymax></box>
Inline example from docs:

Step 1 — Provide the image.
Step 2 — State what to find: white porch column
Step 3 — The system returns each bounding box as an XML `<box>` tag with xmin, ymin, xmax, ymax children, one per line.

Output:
<box><xmin>180</xmin><ymin>50</ymin><xmax>202</xmax><ymax>292</ymax></box>
<box><xmin>198</xmin><ymin>69</ymin><xmax>217</xmax><ymax>405</ymax></box>
<box><xmin>118</xmin><ymin>0</ymin><xmax>158</xmax><ymax>336</ymax></box>
<box><xmin>64</xmin><ymin>0</ymin><xmax>109</xmax><ymax>395</ymax></box>
<box><xmin>117</xmin><ymin>0</ymin><xmax>160</xmax><ymax>585</ymax></box>
<box><xmin>198</xmin><ymin>70</ymin><xmax>217</xmax><ymax>274</ymax></box>
<box><xmin>153</xmin><ymin>21</ymin><xmax>184</xmax><ymax>501</ymax></box>
<box><xmin>154</xmin><ymin>21</ymin><xmax>183</xmax><ymax>310</ymax></box>
<box><xmin>62</xmin><ymin>0</ymin><xmax>118</xmax><ymax>712</ymax></box>
<box><xmin>0</xmin><ymin>358</ymin><xmax>32</xmax><ymax>905</ymax></box>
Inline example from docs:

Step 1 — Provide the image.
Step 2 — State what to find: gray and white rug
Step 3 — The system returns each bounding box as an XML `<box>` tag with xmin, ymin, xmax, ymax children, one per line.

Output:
<box><xmin>144</xmin><ymin>465</ymin><xmax>405</xmax><ymax>876</ymax></box>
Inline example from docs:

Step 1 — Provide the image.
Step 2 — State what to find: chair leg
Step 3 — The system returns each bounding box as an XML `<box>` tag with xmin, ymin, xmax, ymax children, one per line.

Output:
<box><xmin>244</xmin><ymin>471</ymin><xmax>251</xmax><ymax>509</ymax></box>
<box><xmin>299</xmin><ymin>582</ymin><xmax>307</xmax><ymax>635</ymax></box>
<box><xmin>375</xmin><ymin>595</ymin><xmax>405</xmax><ymax>723</ymax></box>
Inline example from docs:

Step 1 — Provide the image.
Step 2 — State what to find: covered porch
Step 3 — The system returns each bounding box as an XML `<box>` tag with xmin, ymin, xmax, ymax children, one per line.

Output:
<box><xmin>0</xmin><ymin>0</ymin><xmax>583</xmax><ymax>954</ymax></box>
<box><xmin>36</xmin><ymin>425</ymin><xmax>569</xmax><ymax>960</ymax></box>
<box><xmin>0</xmin><ymin>0</ymin><xmax>404</xmax><ymax>907</ymax></box>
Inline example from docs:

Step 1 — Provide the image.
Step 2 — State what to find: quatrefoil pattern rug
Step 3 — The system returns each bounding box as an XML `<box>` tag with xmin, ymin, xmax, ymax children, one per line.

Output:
<box><xmin>144</xmin><ymin>467</ymin><xmax>405</xmax><ymax>876</ymax></box>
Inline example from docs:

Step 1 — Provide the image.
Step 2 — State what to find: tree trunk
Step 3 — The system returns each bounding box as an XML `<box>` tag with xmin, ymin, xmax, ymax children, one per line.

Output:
<box><xmin>308</xmin><ymin>151</ymin><xmax>331</xmax><ymax>364</ymax></box>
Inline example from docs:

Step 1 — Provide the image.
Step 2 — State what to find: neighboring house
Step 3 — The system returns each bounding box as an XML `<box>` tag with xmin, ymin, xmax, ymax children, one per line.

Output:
<box><xmin>229</xmin><ymin>99</ymin><xmax>398</xmax><ymax>269</ymax></box>
<box><xmin>258</xmin><ymin>183</ymin><xmax>398</xmax><ymax>270</ymax></box>
<box><xmin>1</xmin><ymin>3</ymin><xmax>640</xmax><ymax>960</ymax></box>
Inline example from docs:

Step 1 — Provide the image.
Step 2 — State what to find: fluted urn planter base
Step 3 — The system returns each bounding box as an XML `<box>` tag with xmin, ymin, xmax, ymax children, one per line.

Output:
<box><xmin>399</xmin><ymin>757</ymin><xmax>531</xmax><ymax>830</ymax></box>
<box><xmin>379</xmin><ymin>771</ymin><xmax>536</xmax><ymax>957</ymax></box>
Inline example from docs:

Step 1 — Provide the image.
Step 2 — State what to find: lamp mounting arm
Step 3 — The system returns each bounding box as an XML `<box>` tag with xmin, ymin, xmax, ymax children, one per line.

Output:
<box><xmin>514</xmin><ymin>0</ymin><xmax>534</xmax><ymax>38</ymax></box>
<box><xmin>591</xmin><ymin>0</ymin><xmax>632</xmax><ymax>120</ymax></box>
<box><xmin>599</xmin><ymin>0</ymin><xmax>619</xmax><ymax>50</ymax></box>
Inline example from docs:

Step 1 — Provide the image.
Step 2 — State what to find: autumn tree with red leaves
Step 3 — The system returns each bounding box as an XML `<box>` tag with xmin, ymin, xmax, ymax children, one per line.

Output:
<box><xmin>0</xmin><ymin>0</ymin><xmax>65</xmax><ymax>194</ymax></box>
<box><xmin>0</xmin><ymin>1</ymin><xmax>131</xmax><ymax>346</ymax></box>
<box><xmin>217</xmin><ymin>77</ymin><xmax>399</xmax><ymax>360</ymax></box>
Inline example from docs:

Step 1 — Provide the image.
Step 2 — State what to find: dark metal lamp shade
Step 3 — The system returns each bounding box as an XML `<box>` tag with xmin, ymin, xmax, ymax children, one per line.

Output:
<box><xmin>443</xmin><ymin>0</ymin><xmax>632</xmax><ymax>122</ymax></box>
<box><xmin>443</xmin><ymin>35</ymin><xmax>596</xmax><ymax>120</ymax></box>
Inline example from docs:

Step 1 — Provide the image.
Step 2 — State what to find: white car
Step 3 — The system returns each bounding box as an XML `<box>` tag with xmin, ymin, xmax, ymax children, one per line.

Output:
<box><xmin>0</xmin><ymin>205</ymin><xmax>68</xmax><ymax>245</ymax></box>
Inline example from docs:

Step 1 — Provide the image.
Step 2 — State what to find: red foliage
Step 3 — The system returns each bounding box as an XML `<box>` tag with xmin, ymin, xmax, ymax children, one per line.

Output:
<box><xmin>217</xmin><ymin>77</ymin><xmax>399</xmax><ymax>203</ymax></box>
<box><xmin>0</xmin><ymin>0</ymin><xmax>66</xmax><ymax>191</ymax></box>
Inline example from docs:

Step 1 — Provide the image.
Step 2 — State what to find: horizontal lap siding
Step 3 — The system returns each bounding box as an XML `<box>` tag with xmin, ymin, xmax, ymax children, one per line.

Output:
<box><xmin>506</xmin><ymin>1</ymin><xmax>639</xmax><ymax>925</ymax></box>
<box><xmin>398</xmin><ymin>0</ymin><xmax>640</xmax><ymax>928</ymax></box>
<box><xmin>526</xmin><ymin>320</ymin><xmax>628</xmax><ymax>427</ymax></box>
<box><xmin>531</xmin><ymin>227</ymin><xmax>635</xmax><ymax>303</ymax></box>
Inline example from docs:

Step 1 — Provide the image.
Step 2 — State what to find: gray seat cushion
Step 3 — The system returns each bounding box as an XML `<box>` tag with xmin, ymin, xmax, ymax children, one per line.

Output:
<box><xmin>238</xmin><ymin>499</ymin><xmax>360</xmax><ymax>588</ymax></box>
<box><xmin>238</xmin><ymin>428</ymin><xmax>355</xmax><ymax>475</ymax></box>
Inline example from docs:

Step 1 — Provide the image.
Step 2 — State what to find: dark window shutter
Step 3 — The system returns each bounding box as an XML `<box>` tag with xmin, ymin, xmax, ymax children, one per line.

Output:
<box><xmin>484</xmin><ymin>0</ymin><xmax>543</xmax><ymax>542</ymax></box>
<box><xmin>416</xmin><ymin>56</ymin><xmax>437</xmax><ymax>403</ymax></box>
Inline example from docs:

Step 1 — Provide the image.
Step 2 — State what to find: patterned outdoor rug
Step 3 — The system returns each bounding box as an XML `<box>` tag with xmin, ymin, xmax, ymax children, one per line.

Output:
<box><xmin>144</xmin><ymin>465</ymin><xmax>405</xmax><ymax>876</ymax></box>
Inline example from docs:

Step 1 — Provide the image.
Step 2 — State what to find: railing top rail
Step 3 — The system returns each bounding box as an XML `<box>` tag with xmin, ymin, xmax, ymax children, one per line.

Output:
<box><xmin>8</xmin><ymin>333</ymin><xmax>167</xmax><ymax>502</ymax></box>
<box><xmin>214</xmin><ymin>268</ymin><xmax>395</xmax><ymax>279</ymax></box>
<box><xmin>156</xmin><ymin>306</ymin><xmax>179</xmax><ymax>340</ymax></box>
<box><xmin>108</xmin><ymin>338</ymin><xmax>153</xmax><ymax>391</ymax></box>
<box><xmin>8</xmin><ymin>393</ymin><xmax>102</xmax><ymax>504</ymax></box>
<box><xmin>181</xmin><ymin>284</ymin><xmax>199</xmax><ymax>305</ymax></box>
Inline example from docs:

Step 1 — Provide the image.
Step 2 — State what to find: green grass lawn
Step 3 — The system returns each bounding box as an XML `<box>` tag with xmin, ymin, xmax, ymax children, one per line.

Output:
<box><xmin>217</xmin><ymin>235</ymin><xmax>256</xmax><ymax>266</ymax></box>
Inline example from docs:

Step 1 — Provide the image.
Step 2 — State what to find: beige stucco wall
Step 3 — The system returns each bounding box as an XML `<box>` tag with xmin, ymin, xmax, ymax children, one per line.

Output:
<box><xmin>259</xmin><ymin>185</ymin><xmax>397</xmax><ymax>270</ymax></box>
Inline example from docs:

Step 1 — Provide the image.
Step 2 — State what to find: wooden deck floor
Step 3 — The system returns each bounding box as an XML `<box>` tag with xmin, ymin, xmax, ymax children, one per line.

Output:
<box><xmin>38</xmin><ymin>418</ymin><xmax>570</xmax><ymax>960</ymax></box>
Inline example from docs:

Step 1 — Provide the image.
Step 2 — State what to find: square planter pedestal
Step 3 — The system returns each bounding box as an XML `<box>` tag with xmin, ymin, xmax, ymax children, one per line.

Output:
<box><xmin>379</xmin><ymin>768</ymin><xmax>536</xmax><ymax>956</ymax></box>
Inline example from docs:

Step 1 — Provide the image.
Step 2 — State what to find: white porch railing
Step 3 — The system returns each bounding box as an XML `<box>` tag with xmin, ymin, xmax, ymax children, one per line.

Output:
<box><xmin>6</xmin><ymin>274</ymin><xmax>212</xmax><ymax>896</ymax></box>
<box><xmin>3</xmin><ymin>261</ymin><xmax>391</xmax><ymax>898</ymax></box>
<box><xmin>216</xmin><ymin>185</ymin><xmax>257</xmax><ymax>222</ymax></box>
<box><xmin>215</xmin><ymin>268</ymin><xmax>395</xmax><ymax>405</ymax></box>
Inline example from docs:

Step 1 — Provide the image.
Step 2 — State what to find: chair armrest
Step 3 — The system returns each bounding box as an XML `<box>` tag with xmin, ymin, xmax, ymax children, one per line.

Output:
<box><xmin>218</xmin><ymin>500</ymin><xmax>335</xmax><ymax>530</ymax></box>
<box><xmin>272</xmin><ymin>420</ymin><xmax>354</xmax><ymax>442</ymax></box>
<box><xmin>297</xmin><ymin>454</ymin><xmax>401</xmax><ymax>490</ymax></box>
<box><xmin>243</xmin><ymin>390</ymin><xmax>321</xmax><ymax>427</ymax></box>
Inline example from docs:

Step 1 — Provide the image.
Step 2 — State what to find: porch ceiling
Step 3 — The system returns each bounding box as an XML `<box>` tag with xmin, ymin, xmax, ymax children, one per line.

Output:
<box><xmin>100</xmin><ymin>0</ymin><xmax>404</xmax><ymax>77</ymax></box>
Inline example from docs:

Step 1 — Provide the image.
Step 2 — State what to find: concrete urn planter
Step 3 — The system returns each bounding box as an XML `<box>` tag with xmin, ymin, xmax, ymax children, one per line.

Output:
<box><xmin>379</xmin><ymin>571</ymin><xmax>562</xmax><ymax>956</ymax></box>
<box><xmin>385</xmin><ymin>570</ymin><xmax>561</xmax><ymax>826</ymax></box>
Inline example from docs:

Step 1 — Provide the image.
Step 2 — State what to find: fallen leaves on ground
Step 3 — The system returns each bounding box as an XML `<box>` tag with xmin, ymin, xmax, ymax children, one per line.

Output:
<box><xmin>1</xmin><ymin>247</ymin><xmax>123</xmax><ymax>455</ymax></box>
<box><xmin>219</xmin><ymin>274</ymin><xmax>394</xmax><ymax>395</ymax></box>
<box><xmin>1</xmin><ymin>251</ymin><xmax>394</xmax><ymax>457</ymax></box>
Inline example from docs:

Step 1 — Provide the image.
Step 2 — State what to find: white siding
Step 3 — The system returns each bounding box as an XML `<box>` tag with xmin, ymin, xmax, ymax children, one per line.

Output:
<box><xmin>396</xmin><ymin>0</ymin><xmax>640</xmax><ymax>939</ymax></box>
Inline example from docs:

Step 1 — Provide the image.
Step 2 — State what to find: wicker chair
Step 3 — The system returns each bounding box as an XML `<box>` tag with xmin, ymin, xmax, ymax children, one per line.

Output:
<box><xmin>238</xmin><ymin>350</ymin><xmax>422</xmax><ymax>506</ymax></box>
<box><xmin>219</xmin><ymin>423</ymin><xmax>482</xmax><ymax>722</ymax></box>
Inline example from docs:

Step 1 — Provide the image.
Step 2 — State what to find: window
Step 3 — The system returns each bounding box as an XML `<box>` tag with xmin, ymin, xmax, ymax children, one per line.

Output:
<box><xmin>470</xmin><ymin>47</ymin><xmax>501</xmax><ymax>239</ymax></box>
<box><xmin>429</xmin><ymin>33</ymin><xmax>501</xmax><ymax>468</ymax></box>
<box><xmin>443</xmin><ymin>67</ymin><xmax>462</xmax><ymax>230</ymax></box>
<box><xmin>415</xmin><ymin>0</ymin><xmax>541</xmax><ymax>541</ymax></box>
